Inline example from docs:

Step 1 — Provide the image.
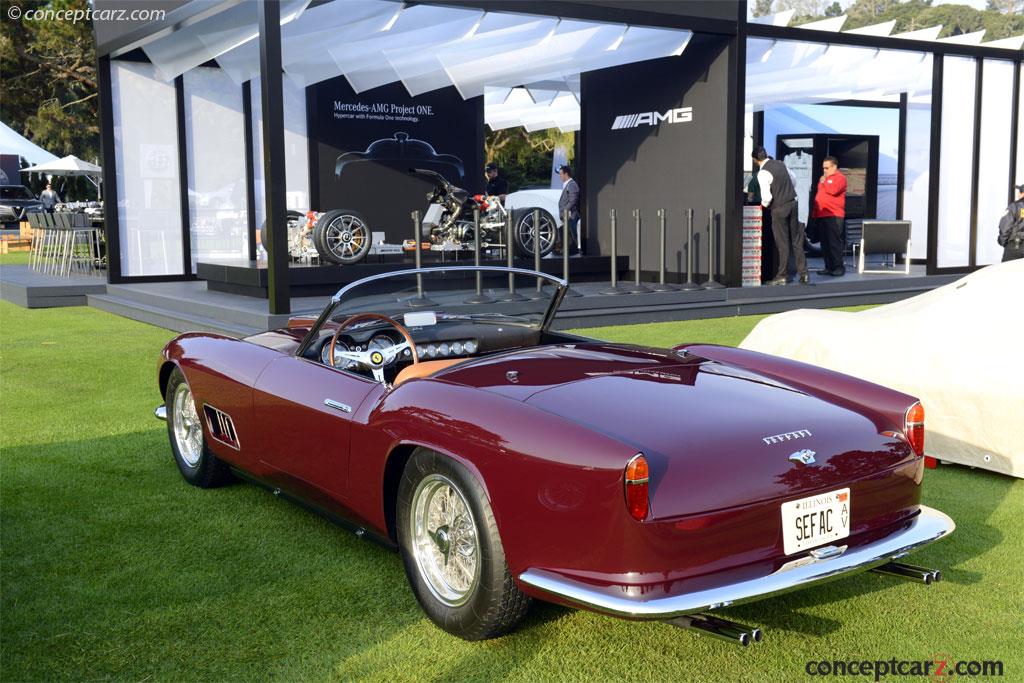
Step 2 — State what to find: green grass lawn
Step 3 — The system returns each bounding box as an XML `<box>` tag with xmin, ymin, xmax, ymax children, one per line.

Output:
<box><xmin>1</xmin><ymin>300</ymin><xmax>1021</xmax><ymax>682</ymax></box>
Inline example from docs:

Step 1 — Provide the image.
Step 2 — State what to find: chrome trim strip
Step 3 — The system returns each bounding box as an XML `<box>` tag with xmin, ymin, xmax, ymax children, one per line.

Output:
<box><xmin>154</xmin><ymin>404</ymin><xmax>167</xmax><ymax>422</ymax></box>
<box><xmin>324</xmin><ymin>398</ymin><xmax>353</xmax><ymax>413</ymax></box>
<box><xmin>518</xmin><ymin>505</ymin><xmax>954</xmax><ymax>619</ymax></box>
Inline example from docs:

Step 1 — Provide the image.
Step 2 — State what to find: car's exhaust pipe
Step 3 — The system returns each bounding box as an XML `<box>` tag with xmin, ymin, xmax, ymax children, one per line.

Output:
<box><xmin>668</xmin><ymin>613</ymin><xmax>763</xmax><ymax>646</ymax></box>
<box><xmin>871</xmin><ymin>561</ymin><xmax>942</xmax><ymax>584</ymax></box>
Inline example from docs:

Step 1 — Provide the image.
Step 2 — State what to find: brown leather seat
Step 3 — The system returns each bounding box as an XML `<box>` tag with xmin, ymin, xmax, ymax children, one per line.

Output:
<box><xmin>393</xmin><ymin>358</ymin><xmax>466</xmax><ymax>387</ymax></box>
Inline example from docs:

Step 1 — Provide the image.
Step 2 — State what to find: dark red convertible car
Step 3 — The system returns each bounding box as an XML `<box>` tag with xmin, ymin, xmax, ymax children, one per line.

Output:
<box><xmin>155</xmin><ymin>266</ymin><xmax>954</xmax><ymax>643</ymax></box>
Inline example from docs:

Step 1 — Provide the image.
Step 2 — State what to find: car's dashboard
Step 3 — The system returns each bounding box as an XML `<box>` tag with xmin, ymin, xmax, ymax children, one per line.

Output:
<box><xmin>306</xmin><ymin>320</ymin><xmax>540</xmax><ymax>376</ymax></box>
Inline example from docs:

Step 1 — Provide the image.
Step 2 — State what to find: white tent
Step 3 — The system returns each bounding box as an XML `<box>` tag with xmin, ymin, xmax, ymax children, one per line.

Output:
<box><xmin>0</xmin><ymin>121</ymin><xmax>58</xmax><ymax>166</ymax></box>
<box><xmin>22</xmin><ymin>155</ymin><xmax>102</xmax><ymax>176</ymax></box>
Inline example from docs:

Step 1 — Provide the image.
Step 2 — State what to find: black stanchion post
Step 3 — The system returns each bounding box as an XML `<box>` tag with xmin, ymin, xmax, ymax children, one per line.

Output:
<box><xmin>532</xmin><ymin>208</ymin><xmax>543</xmax><ymax>296</ymax></box>
<box><xmin>650</xmin><ymin>208</ymin><xmax>677</xmax><ymax>291</ymax></box>
<box><xmin>408</xmin><ymin>210</ymin><xmax>436</xmax><ymax>307</ymax></box>
<box><xmin>679</xmin><ymin>207</ymin><xmax>702</xmax><ymax>291</ymax></box>
<box><xmin>705</xmin><ymin>208</ymin><xmax>725</xmax><ymax>289</ymax></box>
<box><xmin>600</xmin><ymin>209</ymin><xmax>625</xmax><ymax>295</ymax></box>
<box><xmin>498</xmin><ymin>209</ymin><xmax>526</xmax><ymax>302</ymax></box>
<box><xmin>562</xmin><ymin>209</ymin><xmax>581</xmax><ymax>296</ymax></box>
<box><xmin>631</xmin><ymin>208</ymin><xmax>651</xmax><ymax>293</ymax></box>
<box><xmin>464</xmin><ymin>207</ymin><xmax>494</xmax><ymax>304</ymax></box>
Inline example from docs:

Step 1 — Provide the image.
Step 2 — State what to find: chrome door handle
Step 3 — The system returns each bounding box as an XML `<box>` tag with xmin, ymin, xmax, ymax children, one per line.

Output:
<box><xmin>324</xmin><ymin>399</ymin><xmax>352</xmax><ymax>413</ymax></box>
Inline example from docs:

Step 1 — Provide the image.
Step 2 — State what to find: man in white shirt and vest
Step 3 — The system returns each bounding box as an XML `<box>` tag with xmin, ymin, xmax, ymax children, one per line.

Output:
<box><xmin>752</xmin><ymin>147</ymin><xmax>809</xmax><ymax>285</ymax></box>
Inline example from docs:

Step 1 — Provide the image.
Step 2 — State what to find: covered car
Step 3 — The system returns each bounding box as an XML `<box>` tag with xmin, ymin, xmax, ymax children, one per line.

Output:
<box><xmin>740</xmin><ymin>260</ymin><xmax>1023</xmax><ymax>478</ymax></box>
<box><xmin>154</xmin><ymin>266</ymin><xmax>953</xmax><ymax>643</ymax></box>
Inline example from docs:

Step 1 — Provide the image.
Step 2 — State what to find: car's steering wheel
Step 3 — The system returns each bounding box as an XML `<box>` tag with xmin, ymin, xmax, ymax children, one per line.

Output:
<box><xmin>328</xmin><ymin>313</ymin><xmax>419</xmax><ymax>383</ymax></box>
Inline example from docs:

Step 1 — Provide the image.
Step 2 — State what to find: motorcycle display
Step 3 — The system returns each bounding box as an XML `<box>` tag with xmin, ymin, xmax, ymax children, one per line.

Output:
<box><xmin>414</xmin><ymin>168</ymin><xmax>556</xmax><ymax>258</ymax></box>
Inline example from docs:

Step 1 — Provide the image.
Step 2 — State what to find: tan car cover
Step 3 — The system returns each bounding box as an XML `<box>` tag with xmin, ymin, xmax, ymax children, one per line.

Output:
<box><xmin>740</xmin><ymin>260</ymin><xmax>1024</xmax><ymax>478</ymax></box>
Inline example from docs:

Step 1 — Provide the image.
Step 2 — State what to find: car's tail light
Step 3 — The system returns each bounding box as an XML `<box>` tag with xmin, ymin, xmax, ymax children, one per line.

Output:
<box><xmin>905</xmin><ymin>402</ymin><xmax>925</xmax><ymax>457</ymax></box>
<box><xmin>624</xmin><ymin>454</ymin><xmax>649</xmax><ymax>521</ymax></box>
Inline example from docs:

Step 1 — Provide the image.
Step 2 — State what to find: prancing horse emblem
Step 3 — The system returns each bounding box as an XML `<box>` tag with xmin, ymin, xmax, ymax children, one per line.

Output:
<box><xmin>789</xmin><ymin>449</ymin><xmax>816</xmax><ymax>465</ymax></box>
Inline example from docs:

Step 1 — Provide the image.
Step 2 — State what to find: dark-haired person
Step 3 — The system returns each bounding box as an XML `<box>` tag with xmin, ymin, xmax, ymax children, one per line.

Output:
<box><xmin>997</xmin><ymin>183</ymin><xmax>1024</xmax><ymax>262</ymax></box>
<box><xmin>484</xmin><ymin>162</ymin><xmax>508</xmax><ymax>201</ymax></box>
<box><xmin>752</xmin><ymin>147</ymin><xmax>808</xmax><ymax>285</ymax></box>
<box><xmin>813</xmin><ymin>156</ymin><xmax>847</xmax><ymax>276</ymax></box>
<box><xmin>557</xmin><ymin>164</ymin><xmax>580</xmax><ymax>254</ymax></box>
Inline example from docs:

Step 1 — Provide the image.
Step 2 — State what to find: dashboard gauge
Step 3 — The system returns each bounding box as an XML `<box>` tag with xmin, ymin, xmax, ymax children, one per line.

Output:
<box><xmin>424</xmin><ymin>344</ymin><xmax>437</xmax><ymax>358</ymax></box>
<box><xmin>451</xmin><ymin>341</ymin><xmax>464</xmax><ymax>355</ymax></box>
<box><xmin>439</xmin><ymin>342</ymin><xmax>450</xmax><ymax>356</ymax></box>
<box><xmin>464</xmin><ymin>339</ymin><xmax>478</xmax><ymax>354</ymax></box>
<box><xmin>322</xmin><ymin>339</ymin><xmax>354</xmax><ymax>369</ymax></box>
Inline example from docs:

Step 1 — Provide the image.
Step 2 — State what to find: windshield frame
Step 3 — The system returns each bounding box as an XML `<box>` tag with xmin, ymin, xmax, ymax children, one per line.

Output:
<box><xmin>295</xmin><ymin>266</ymin><xmax>568</xmax><ymax>359</ymax></box>
<box><xmin>0</xmin><ymin>186</ymin><xmax>36</xmax><ymax>201</ymax></box>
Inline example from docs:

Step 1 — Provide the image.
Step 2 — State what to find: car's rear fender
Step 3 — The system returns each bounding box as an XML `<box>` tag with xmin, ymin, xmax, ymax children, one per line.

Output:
<box><xmin>350</xmin><ymin>378</ymin><xmax>641</xmax><ymax>576</ymax></box>
<box><xmin>678</xmin><ymin>344</ymin><xmax>921</xmax><ymax>436</ymax></box>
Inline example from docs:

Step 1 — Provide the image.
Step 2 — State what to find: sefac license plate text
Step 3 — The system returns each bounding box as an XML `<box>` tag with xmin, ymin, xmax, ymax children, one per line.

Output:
<box><xmin>781</xmin><ymin>488</ymin><xmax>851</xmax><ymax>555</ymax></box>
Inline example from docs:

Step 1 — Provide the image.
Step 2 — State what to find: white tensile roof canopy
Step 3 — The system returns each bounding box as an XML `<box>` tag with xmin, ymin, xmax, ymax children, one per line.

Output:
<box><xmin>137</xmin><ymin>0</ymin><xmax>693</xmax><ymax>134</ymax></box>
<box><xmin>746</xmin><ymin>11</ymin><xmax>1024</xmax><ymax>111</ymax></box>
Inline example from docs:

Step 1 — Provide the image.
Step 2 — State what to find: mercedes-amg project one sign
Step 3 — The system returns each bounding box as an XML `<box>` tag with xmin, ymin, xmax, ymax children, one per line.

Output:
<box><xmin>610</xmin><ymin>107</ymin><xmax>693</xmax><ymax>130</ymax></box>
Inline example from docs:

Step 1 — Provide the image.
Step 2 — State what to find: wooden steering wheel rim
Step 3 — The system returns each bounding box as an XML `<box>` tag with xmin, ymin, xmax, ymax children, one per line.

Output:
<box><xmin>328</xmin><ymin>312</ymin><xmax>420</xmax><ymax>370</ymax></box>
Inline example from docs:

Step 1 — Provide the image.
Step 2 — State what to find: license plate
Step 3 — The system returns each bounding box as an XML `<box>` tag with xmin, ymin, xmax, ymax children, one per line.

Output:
<box><xmin>781</xmin><ymin>488</ymin><xmax>850</xmax><ymax>555</ymax></box>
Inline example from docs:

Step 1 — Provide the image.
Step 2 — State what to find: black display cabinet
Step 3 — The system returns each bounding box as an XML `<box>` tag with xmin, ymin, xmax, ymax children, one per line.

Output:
<box><xmin>776</xmin><ymin>133</ymin><xmax>880</xmax><ymax>224</ymax></box>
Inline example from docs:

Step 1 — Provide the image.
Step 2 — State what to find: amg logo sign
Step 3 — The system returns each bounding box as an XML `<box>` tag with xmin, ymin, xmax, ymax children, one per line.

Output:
<box><xmin>762</xmin><ymin>429</ymin><xmax>813</xmax><ymax>446</ymax></box>
<box><xmin>611</xmin><ymin>107</ymin><xmax>693</xmax><ymax>130</ymax></box>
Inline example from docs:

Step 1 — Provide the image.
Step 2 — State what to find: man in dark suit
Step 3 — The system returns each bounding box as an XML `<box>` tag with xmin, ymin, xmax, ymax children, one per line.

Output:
<box><xmin>557</xmin><ymin>165</ymin><xmax>579</xmax><ymax>254</ymax></box>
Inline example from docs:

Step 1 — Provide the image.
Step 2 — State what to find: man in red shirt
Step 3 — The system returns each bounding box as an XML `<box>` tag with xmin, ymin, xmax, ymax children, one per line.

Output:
<box><xmin>813</xmin><ymin>156</ymin><xmax>847</xmax><ymax>276</ymax></box>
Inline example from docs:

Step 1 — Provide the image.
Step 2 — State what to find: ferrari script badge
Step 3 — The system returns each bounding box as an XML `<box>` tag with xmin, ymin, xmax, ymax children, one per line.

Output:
<box><xmin>789</xmin><ymin>449</ymin><xmax>817</xmax><ymax>465</ymax></box>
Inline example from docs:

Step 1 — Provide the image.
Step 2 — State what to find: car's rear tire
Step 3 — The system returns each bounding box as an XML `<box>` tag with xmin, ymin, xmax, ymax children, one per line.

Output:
<box><xmin>396</xmin><ymin>448</ymin><xmax>530</xmax><ymax>640</ymax></box>
<box><xmin>313</xmin><ymin>209</ymin><xmax>372</xmax><ymax>265</ymax></box>
<box><xmin>165</xmin><ymin>367</ymin><xmax>232</xmax><ymax>488</ymax></box>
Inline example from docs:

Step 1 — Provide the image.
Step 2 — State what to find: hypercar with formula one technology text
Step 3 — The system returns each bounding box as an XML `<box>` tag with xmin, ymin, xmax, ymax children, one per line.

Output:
<box><xmin>155</xmin><ymin>266</ymin><xmax>954</xmax><ymax>644</ymax></box>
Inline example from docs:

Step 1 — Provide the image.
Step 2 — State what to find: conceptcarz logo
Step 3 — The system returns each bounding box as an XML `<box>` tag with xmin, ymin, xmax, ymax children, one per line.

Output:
<box><xmin>762</xmin><ymin>429</ymin><xmax>813</xmax><ymax>445</ymax></box>
<box><xmin>610</xmin><ymin>107</ymin><xmax>693</xmax><ymax>130</ymax></box>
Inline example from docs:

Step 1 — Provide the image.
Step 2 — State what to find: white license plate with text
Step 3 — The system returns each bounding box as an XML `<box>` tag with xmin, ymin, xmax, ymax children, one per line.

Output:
<box><xmin>781</xmin><ymin>488</ymin><xmax>850</xmax><ymax>555</ymax></box>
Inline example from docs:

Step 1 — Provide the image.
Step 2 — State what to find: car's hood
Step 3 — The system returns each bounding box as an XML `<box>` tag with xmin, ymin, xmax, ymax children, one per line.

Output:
<box><xmin>437</xmin><ymin>344</ymin><xmax>914</xmax><ymax>517</ymax></box>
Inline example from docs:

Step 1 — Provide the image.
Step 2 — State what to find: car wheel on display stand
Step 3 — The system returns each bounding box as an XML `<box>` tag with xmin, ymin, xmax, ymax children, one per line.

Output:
<box><xmin>259</xmin><ymin>209</ymin><xmax>304</xmax><ymax>255</ymax></box>
<box><xmin>314</xmin><ymin>209</ymin><xmax>372</xmax><ymax>265</ymax></box>
<box><xmin>396</xmin><ymin>448</ymin><xmax>531</xmax><ymax>641</ymax></box>
<box><xmin>511</xmin><ymin>208</ymin><xmax>556</xmax><ymax>258</ymax></box>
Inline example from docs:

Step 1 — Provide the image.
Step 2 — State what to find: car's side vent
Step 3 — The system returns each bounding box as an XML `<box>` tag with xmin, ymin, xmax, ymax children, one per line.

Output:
<box><xmin>203</xmin><ymin>404</ymin><xmax>240</xmax><ymax>450</ymax></box>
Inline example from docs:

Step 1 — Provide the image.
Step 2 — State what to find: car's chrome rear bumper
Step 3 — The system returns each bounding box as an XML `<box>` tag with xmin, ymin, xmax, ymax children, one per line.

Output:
<box><xmin>154</xmin><ymin>404</ymin><xmax>167</xmax><ymax>422</ymax></box>
<box><xmin>518</xmin><ymin>505</ymin><xmax>954</xmax><ymax>619</ymax></box>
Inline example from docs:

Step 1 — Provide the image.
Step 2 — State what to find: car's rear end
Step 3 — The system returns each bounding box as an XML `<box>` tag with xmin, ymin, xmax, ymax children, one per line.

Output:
<box><xmin>436</xmin><ymin>343</ymin><xmax>953</xmax><ymax>634</ymax></box>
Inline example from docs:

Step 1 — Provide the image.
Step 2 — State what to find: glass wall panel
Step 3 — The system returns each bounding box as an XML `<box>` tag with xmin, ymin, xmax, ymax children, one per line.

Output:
<box><xmin>183</xmin><ymin>67</ymin><xmax>249</xmax><ymax>268</ymax></box>
<box><xmin>937</xmin><ymin>56</ymin><xmax>976</xmax><ymax>268</ymax></box>
<box><xmin>1018</xmin><ymin>66</ymin><xmax>1023</xmax><ymax>189</ymax></box>
<box><xmin>976</xmin><ymin>59</ymin><xmax>1015</xmax><ymax>266</ymax></box>
<box><xmin>903</xmin><ymin>91</ymin><xmax>932</xmax><ymax>261</ymax></box>
<box><xmin>251</xmin><ymin>76</ymin><xmax>310</xmax><ymax>251</ymax></box>
<box><xmin>111</xmin><ymin>61</ymin><xmax>184</xmax><ymax>276</ymax></box>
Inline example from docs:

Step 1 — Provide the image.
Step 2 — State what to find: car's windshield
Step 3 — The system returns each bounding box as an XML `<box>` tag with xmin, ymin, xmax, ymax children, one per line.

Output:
<box><xmin>327</xmin><ymin>267</ymin><xmax>565</xmax><ymax>331</ymax></box>
<box><xmin>0</xmin><ymin>186</ymin><xmax>35</xmax><ymax>200</ymax></box>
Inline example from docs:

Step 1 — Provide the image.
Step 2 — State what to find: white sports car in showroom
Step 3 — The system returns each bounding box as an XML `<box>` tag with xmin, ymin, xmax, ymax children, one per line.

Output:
<box><xmin>740</xmin><ymin>259</ymin><xmax>1024</xmax><ymax>478</ymax></box>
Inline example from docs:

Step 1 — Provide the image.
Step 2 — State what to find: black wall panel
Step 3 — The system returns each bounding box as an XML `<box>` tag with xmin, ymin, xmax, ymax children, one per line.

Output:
<box><xmin>309</xmin><ymin>78</ymin><xmax>484</xmax><ymax>244</ymax></box>
<box><xmin>581</xmin><ymin>34</ymin><xmax>733</xmax><ymax>282</ymax></box>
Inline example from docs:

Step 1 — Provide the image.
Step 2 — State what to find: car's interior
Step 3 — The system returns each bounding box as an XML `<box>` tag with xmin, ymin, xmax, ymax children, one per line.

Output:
<box><xmin>298</xmin><ymin>311</ymin><xmax>563</xmax><ymax>386</ymax></box>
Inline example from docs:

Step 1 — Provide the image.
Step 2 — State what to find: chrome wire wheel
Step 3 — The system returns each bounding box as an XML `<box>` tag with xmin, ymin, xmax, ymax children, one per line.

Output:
<box><xmin>171</xmin><ymin>382</ymin><xmax>203</xmax><ymax>468</ymax></box>
<box><xmin>410</xmin><ymin>474</ymin><xmax>481</xmax><ymax>607</ymax></box>
<box><xmin>324</xmin><ymin>214</ymin><xmax>368</xmax><ymax>261</ymax></box>
<box><xmin>516</xmin><ymin>212</ymin><xmax>556</xmax><ymax>255</ymax></box>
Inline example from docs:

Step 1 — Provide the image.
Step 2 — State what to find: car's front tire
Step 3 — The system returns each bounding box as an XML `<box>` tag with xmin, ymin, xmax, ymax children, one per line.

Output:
<box><xmin>165</xmin><ymin>367</ymin><xmax>232</xmax><ymax>488</ymax></box>
<box><xmin>397</xmin><ymin>448</ymin><xmax>530</xmax><ymax>640</ymax></box>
